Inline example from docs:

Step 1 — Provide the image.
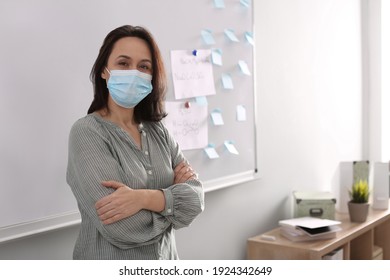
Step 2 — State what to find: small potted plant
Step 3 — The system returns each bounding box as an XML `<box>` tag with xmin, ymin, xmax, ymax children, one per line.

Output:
<box><xmin>348</xmin><ymin>179</ymin><xmax>370</xmax><ymax>222</ymax></box>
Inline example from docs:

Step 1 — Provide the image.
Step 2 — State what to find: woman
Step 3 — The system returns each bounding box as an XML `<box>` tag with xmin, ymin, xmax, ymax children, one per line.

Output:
<box><xmin>66</xmin><ymin>25</ymin><xmax>204</xmax><ymax>260</ymax></box>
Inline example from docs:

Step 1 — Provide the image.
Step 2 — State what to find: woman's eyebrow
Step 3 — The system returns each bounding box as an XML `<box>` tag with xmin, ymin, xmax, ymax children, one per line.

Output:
<box><xmin>115</xmin><ymin>55</ymin><xmax>151</xmax><ymax>63</ymax></box>
<box><xmin>139</xmin><ymin>58</ymin><xmax>152</xmax><ymax>63</ymax></box>
<box><xmin>116</xmin><ymin>55</ymin><xmax>131</xmax><ymax>60</ymax></box>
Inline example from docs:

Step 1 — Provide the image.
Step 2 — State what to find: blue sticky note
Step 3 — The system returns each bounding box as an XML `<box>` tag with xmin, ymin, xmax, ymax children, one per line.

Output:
<box><xmin>204</xmin><ymin>144</ymin><xmax>219</xmax><ymax>159</ymax></box>
<box><xmin>236</xmin><ymin>105</ymin><xmax>247</xmax><ymax>121</ymax></box>
<box><xmin>224</xmin><ymin>29</ymin><xmax>240</xmax><ymax>42</ymax></box>
<box><xmin>211</xmin><ymin>49</ymin><xmax>223</xmax><ymax>66</ymax></box>
<box><xmin>240</xmin><ymin>0</ymin><xmax>251</xmax><ymax>8</ymax></box>
<box><xmin>201</xmin><ymin>29</ymin><xmax>216</xmax><ymax>45</ymax></box>
<box><xmin>238</xmin><ymin>60</ymin><xmax>251</xmax><ymax>76</ymax></box>
<box><xmin>195</xmin><ymin>96</ymin><xmax>208</xmax><ymax>106</ymax></box>
<box><xmin>245</xmin><ymin>31</ymin><xmax>254</xmax><ymax>46</ymax></box>
<box><xmin>224</xmin><ymin>140</ymin><xmax>239</xmax><ymax>155</ymax></box>
<box><xmin>222</xmin><ymin>73</ymin><xmax>234</xmax><ymax>90</ymax></box>
<box><xmin>211</xmin><ymin>109</ymin><xmax>224</xmax><ymax>125</ymax></box>
<box><xmin>214</xmin><ymin>0</ymin><xmax>225</xmax><ymax>8</ymax></box>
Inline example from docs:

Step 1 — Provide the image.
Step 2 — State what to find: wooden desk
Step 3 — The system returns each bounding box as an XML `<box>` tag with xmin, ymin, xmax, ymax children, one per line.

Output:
<box><xmin>247</xmin><ymin>207</ymin><xmax>390</xmax><ymax>260</ymax></box>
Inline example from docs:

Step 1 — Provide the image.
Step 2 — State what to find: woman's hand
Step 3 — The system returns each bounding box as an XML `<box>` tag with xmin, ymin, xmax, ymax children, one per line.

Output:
<box><xmin>95</xmin><ymin>181</ymin><xmax>143</xmax><ymax>225</ymax></box>
<box><xmin>95</xmin><ymin>180</ymin><xmax>166</xmax><ymax>225</ymax></box>
<box><xmin>174</xmin><ymin>160</ymin><xmax>197</xmax><ymax>184</ymax></box>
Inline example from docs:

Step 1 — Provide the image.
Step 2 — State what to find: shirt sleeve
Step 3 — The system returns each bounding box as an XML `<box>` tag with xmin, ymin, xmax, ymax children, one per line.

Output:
<box><xmin>66</xmin><ymin>118</ymin><xmax>170</xmax><ymax>249</ymax></box>
<box><xmin>157</xmin><ymin>123</ymin><xmax>205</xmax><ymax>229</ymax></box>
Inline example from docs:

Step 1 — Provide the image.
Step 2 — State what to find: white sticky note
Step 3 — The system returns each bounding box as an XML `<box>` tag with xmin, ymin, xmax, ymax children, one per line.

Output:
<box><xmin>236</xmin><ymin>105</ymin><xmax>247</xmax><ymax>121</ymax></box>
<box><xmin>214</xmin><ymin>0</ymin><xmax>225</xmax><ymax>8</ymax></box>
<box><xmin>164</xmin><ymin>101</ymin><xmax>208</xmax><ymax>151</ymax></box>
<box><xmin>201</xmin><ymin>29</ymin><xmax>216</xmax><ymax>45</ymax></box>
<box><xmin>222</xmin><ymin>73</ymin><xmax>234</xmax><ymax>90</ymax></box>
<box><xmin>211</xmin><ymin>49</ymin><xmax>223</xmax><ymax>66</ymax></box>
<box><xmin>238</xmin><ymin>60</ymin><xmax>251</xmax><ymax>76</ymax></box>
<box><xmin>204</xmin><ymin>146</ymin><xmax>219</xmax><ymax>159</ymax></box>
<box><xmin>224</xmin><ymin>29</ymin><xmax>240</xmax><ymax>42</ymax></box>
<box><xmin>211</xmin><ymin>110</ymin><xmax>224</xmax><ymax>125</ymax></box>
<box><xmin>245</xmin><ymin>31</ymin><xmax>254</xmax><ymax>46</ymax></box>
<box><xmin>170</xmin><ymin>49</ymin><xmax>216</xmax><ymax>99</ymax></box>
<box><xmin>224</xmin><ymin>141</ymin><xmax>239</xmax><ymax>155</ymax></box>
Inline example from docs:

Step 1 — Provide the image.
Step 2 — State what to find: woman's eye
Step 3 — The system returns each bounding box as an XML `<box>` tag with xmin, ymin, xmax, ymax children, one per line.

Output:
<box><xmin>139</xmin><ymin>64</ymin><xmax>152</xmax><ymax>72</ymax></box>
<box><xmin>118</xmin><ymin>61</ymin><xmax>128</xmax><ymax>67</ymax></box>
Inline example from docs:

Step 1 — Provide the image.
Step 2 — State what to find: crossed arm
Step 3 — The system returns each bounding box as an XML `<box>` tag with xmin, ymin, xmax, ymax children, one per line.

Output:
<box><xmin>67</xmin><ymin>120</ymin><xmax>204</xmax><ymax>248</ymax></box>
<box><xmin>95</xmin><ymin>160</ymin><xmax>197</xmax><ymax>225</ymax></box>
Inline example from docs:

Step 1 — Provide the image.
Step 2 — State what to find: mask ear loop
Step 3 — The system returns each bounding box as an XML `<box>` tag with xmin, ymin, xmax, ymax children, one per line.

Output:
<box><xmin>104</xmin><ymin>68</ymin><xmax>111</xmax><ymax>87</ymax></box>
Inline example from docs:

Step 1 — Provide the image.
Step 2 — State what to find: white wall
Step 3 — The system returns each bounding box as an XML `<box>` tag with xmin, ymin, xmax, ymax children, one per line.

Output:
<box><xmin>366</xmin><ymin>0</ymin><xmax>383</xmax><ymax>162</ymax></box>
<box><xmin>365</xmin><ymin>0</ymin><xmax>390</xmax><ymax>163</ymax></box>
<box><xmin>383</xmin><ymin>0</ymin><xmax>390</xmax><ymax>161</ymax></box>
<box><xmin>0</xmin><ymin>0</ymin><xmax>365</xmax><ymax>259</ymax></box>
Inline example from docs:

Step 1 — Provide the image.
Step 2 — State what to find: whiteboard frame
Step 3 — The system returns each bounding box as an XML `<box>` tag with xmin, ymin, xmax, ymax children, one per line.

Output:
<box><xmin>0</xmin><ymin>211</ymin><xmax>81</xmax><ymax>244</ymax></box>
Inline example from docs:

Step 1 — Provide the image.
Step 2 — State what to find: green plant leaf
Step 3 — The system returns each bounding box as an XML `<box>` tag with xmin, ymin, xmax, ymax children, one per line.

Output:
<box><xmin>349</xmin><ymin>179</ymin><xmax>369</xmax><ymax>203</ymax></box>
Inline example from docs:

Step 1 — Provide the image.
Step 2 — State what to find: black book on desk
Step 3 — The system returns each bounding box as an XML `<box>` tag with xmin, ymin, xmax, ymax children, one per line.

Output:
<box><xmin>279</xmin><ymin>216</ymin><xmax>341</xmax><ymax>242</ymax></box>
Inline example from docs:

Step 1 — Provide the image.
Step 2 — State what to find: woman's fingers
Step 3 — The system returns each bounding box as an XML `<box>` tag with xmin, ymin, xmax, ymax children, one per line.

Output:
<box><xmin>101</xmin><ymin>180</ymin><xmax>126</xmax><ymax>189</ymax></box>
<box><xmin>95</xmin><ymin>181</ymin><xmax>127</xmax><ymax>222</ymax></box>
<box><xmin>173</xmin><ymin>161</ymin><xmax>187</xmax><ymax>173</ymax></box>
<box><xmin>95</xmin><ymin>183</ymin><xmax>143</xmax><ymax>225</ymax></box>
<box><xmin>174</xmin><ymin>161</ymin><xmax>197</xmax><ymax>183</ymax></box>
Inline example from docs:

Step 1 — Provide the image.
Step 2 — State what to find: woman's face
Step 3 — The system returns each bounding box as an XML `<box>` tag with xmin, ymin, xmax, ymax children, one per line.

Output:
<box><xmin>101</xmin><ymin>36</ymin><xmax>153</xmax><ymax>79</ymax></box>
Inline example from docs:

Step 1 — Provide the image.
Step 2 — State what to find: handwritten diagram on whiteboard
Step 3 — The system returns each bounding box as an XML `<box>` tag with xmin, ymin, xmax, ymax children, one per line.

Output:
<box><xmin>164</xmin><ymin>101</ymin><xmax>208</xmax><ymax>150</ymax></box>
<box><xmin>170</xmin><ymin>49</ymin><xmax>216</xmax><ymax>99</ymax></box>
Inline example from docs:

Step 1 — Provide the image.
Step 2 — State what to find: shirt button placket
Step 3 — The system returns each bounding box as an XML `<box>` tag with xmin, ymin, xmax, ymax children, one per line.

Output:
<box><xmin>141</xmin><ymin>128</ymin><xmax>154</xmax><ymax>185</ymax></box>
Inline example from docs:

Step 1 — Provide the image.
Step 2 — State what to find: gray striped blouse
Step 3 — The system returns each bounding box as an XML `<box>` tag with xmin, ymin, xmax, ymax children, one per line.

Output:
<box><xmin>66</xmin><ymin>114</ymin><xmax>204</xmax><ymax>259</ymax></box>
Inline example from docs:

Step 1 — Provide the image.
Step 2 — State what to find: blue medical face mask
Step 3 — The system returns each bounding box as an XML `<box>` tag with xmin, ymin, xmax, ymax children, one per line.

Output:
<box><xmin>106</xmin><ymin>68</ymin><xmax>153</xmax><ymax>108</ymax></box>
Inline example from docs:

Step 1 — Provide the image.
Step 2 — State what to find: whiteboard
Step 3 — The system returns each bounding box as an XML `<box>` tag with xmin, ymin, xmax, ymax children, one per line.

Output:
<box><xmin>0</xmin><ymin>0</ymin><xmax>257</xmax><ymax>242</ymax></box>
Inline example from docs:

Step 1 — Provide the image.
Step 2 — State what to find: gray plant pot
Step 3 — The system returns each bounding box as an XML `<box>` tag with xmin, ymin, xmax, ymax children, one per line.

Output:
<box><xmin>348</xmin><ymin>202</ymin><xmax>369</xmax><ymax>223</ymax></box>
